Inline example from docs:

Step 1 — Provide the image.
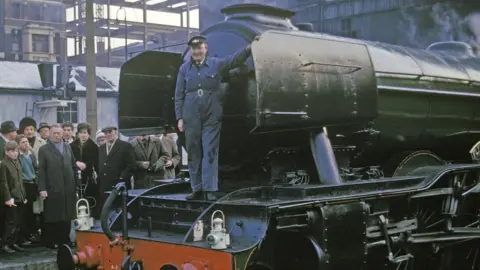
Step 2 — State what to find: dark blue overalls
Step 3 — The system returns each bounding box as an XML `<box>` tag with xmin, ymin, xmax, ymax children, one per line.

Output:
<box><xmin>174</xmin><ymin>47</ymin><xmax>251</xmax><ymax>192</ymax></box>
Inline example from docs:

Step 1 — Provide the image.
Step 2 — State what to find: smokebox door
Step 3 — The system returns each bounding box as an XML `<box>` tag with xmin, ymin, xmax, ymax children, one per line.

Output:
<box><xmin>251</xmin><ymin>30</ymin><xmax>378</xmax><ymax>132</ymax></box>
<box><xmin>118</xmin><ymin>51</ymin><xmax>182</xmax><ymax>136</ymax></box>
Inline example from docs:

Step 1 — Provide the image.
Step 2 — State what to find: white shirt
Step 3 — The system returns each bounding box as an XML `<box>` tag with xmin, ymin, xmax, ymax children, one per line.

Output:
<box><xmin>106</xmin><ymin>139</ymin><xmax>117</xmax><ymax>155</ymax></box>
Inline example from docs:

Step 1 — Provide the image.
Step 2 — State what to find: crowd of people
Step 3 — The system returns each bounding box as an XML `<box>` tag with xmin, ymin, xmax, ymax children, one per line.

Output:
<box><xmin>0</xmin><ymin>117</ymin><xmax>180</xmax><ymax>254</ymax></box>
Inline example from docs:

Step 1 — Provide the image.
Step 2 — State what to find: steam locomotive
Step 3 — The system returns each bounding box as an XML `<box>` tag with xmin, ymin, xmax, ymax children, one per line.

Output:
<box><xmin>57</xmin><ymin>4</ymin><xmax>480</xmax><ymax>270</ymax></box>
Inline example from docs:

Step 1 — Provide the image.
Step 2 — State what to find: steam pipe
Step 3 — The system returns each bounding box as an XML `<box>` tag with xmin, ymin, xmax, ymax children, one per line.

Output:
<box><xmin>121</xmin><ymin>181</ymin><xmax>129</xmax><ymax>240</ymax></box>
<box><xmin>310</xmin><ymin>127</ymin><xmax>342</xmax><ymax>185</ymax></box>
<box><xmin>100</xmin><ymin>183</ymin><xmax>125</xmax><ymax>241</ymax></box>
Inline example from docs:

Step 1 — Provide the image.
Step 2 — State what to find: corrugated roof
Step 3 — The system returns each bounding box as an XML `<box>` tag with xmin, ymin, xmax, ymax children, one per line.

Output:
<box><xmin>69</xmin><ymin>66</ymin><xmax>120</xmax><ymax>92</ymax></box>
<box><xmin>0</xmin><ymin>61</ymin><xmax>44</xmax><ymax>89</ymax></box>
<box><xmin>0</xmin><ymin>61</ymin><xmax>120</xmax><ymax>92</ymax></box>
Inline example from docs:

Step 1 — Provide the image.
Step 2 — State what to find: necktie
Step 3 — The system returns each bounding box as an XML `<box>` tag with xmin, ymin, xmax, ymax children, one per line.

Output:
<box><xmin>107</xmin><ymin>144</ymin><xmax>112</xmax><ymax>155</ymax></box>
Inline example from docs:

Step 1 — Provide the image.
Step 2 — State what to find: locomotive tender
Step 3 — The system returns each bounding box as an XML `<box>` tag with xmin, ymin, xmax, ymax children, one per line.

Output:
<box><xmin>57</xmin><ymin>4</ymin><xmax>480</xmax><ymax>270</ymax></box>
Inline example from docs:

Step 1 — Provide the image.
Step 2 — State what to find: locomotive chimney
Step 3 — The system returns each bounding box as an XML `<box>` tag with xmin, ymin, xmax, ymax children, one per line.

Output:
<box><xmin>221</xmin><ymin>4</ymin><xmax>297</xmax><ymax>30</ymax></box>
<box><xmin>295</xmin><ymin>23</ymin><xmax>314</xmax><ymax>32</ymax></box>
<box><xmin>426</xmin><ymin>41</ymin><xmax>476</xmax><ymax>58</ymax></box>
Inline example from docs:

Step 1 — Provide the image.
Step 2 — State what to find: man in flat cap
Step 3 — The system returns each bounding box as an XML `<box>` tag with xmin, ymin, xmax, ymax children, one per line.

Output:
<box><xmin>0</xmin><ymin>121</ymin><xmax>18</xmax><ymax>160</ymax></box>
<box><xmin>174</xmin><ymin>34</ymin><xmax>260</xmax><ymax>201</ymax></box>
<box><xmin>37</xmin><ymin>123</ymin><xmax>50</xmax><ymax>141</ymax></box>
<box><xmin>96</xmin><ymin>126</ymin><xmax>135</xmax><ymax>217</ymax></box>
<box><xmin>18</xmin><ymin>117</ymin><xmax>46</xmax><ymax>160</ymax></box>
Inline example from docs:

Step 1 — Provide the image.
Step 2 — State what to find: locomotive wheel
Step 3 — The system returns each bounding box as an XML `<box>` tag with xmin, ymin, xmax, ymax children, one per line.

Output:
<box><xmin>410</xmin><ymin>169</ymin><xmax>480</xmax><ymax>270</ymax></box>
<box><xmin>382</xmin><ymin>150</ymin><xmax>444</xmax><ymax>177</ymax></box>
<box><xmin>246</xmin><ymin>261</ymin><xmax>274</xmax><ymax>270</ymax></box>
<box><xmin>246</xmin><ymin>231</ymin><xmax>327</xmax><ymax>270</ymax></box>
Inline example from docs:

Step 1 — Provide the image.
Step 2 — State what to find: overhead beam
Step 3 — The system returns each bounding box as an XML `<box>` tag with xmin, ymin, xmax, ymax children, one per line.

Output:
<box><xmin>118</xmin><ymin>0</ymin><xmax>193</xmax><ymax>11</ymax></box>
<box><xmin>66</xmin><ymin>20</ymin><xmax>198</xmax><ymax>40</ymax></box>
<box><xmin>66</xmin><ymin>30</ymin><xmax>198</xmax><ymax>41</ymax></box>
<box><xmin>92</xmin><ymin>0</ymin><xmax>198</xmax><ymax>13</ymax></box>
<box><xmin>67</xmin><ymin>30</ymin><xmax>146</xmax><ymax>40</ymax></box>
<box><xmin>64</xmin><ymin>0</ymin><xmax>199</xmax><ymax>11</ymax></box>
<box><xmin>67</xmin><ymin>17</ymin><xmax>107</xmax><ymax>30</ymax></box>
<box><xmin>67</xmin><ymin>17</ymin><xmax>194</xmax><ymax>33</ymax></box>
<box><xmin>107</xmin><ymin>18</ymin><xmax>187</xmax><ymax>31</ymax></box>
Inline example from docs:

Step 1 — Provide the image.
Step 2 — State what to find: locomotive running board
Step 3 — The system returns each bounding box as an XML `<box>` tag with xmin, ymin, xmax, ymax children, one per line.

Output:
<box><xmin>270</xmin><ymin>163</ymin><xmax>480</xmax><ymax>210</ymax></box>
<box><xmin>115</xmin><ymin>164</ymin><xmax>480</xmax><ymax>208</ymax></box>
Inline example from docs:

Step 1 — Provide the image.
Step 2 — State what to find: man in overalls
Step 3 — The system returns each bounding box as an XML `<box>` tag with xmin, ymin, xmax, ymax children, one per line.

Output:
<box><xmin>174</xmin><ymin>35</ymin><xmax>257</xmax><ymax>201</ymax></box>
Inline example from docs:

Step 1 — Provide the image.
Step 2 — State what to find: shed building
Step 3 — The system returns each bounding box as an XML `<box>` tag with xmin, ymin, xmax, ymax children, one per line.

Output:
<box><xmin>0</xmin><ymin>60</ymin><xmax>120</xmax><ymax>130</ymax></box>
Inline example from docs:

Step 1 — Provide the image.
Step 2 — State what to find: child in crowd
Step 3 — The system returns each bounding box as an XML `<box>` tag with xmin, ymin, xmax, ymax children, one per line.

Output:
<box><xmin>0</xmin><ymin>141</ymin><xmax>27</xmax><ymax>254</ymax></box>
<box><xmin>17</xmin><ymin>135</ymin><xmax>40</xmax><ymax>244</ymax></box>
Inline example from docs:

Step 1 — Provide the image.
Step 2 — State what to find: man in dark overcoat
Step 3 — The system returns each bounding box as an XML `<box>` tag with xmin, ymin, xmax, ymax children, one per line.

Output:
<box><xmin>37</xmin><ymin>124</ymin><xmax>86</xmax><ymax>249</ymax></box>
<box><xmin>97</xmin><ymin>126</ymin><xmax>135</xmax><ymax>218</ymax></box>
<box><xmin>131</xmin><ymin>135</ymin><xmax>169</xmax><ymax>189</ymax></box>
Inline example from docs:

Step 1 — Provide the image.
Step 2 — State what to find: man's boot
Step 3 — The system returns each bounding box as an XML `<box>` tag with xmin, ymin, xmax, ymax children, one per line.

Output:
<box><xmin>204</xmin><ymin>192</ymin><xmax>218</xmax><ymax>201</ymax></box>
<box><xmin>19</xmin><ymin>239</ymin><xmax>31</xmax><ymax>247</ymax></box>
<box><xmin>10</xmin><ymin>244</ymin><xmax>25</xmax><ymax>252</ymax></box>
<box><xmin>1</xmin><ymin>245</ymin><xmax>15</xmax><ymax>253</ymax></box>
<box><xmin>186</xmin><ymin>191</ymin><xmax>203</xmax><ymax>200</ymax></box>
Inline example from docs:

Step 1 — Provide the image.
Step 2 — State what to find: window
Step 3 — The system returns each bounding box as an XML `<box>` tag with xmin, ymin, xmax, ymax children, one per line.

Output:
<box><xmin>57</xmin><ymin>102</ymin><xmax>78</xmax><ymax>124</ymax></box>
<box><xmin>341</xmin><ymin>18</ymin><xmax>351</xmax><ymax>34</ymax></box>
<box><xmin>8</xmin><ymin>2</ymin><xmax>22</xmax><ymax>19</ymax></box>
<box><xmin>11</xmin><ymin>29</ymin><xmax>21</xmax><ymax>52</ymax></box>
<box><xmin>54</xmin><ymin>33</ymin><xmax>61</xmax><ymax>55</ymax></box>
<box><xmin>12</xmin><ymin>43</ymin><xmax>20</xmax><ymax>52</ymax></box>
<box><xmin>341</xmin><ymin>18</ymin><xmax>357</xmax><ymax>38</ymax></box>
<box><xmin>45</xmin><ymin>5</ymin><xmax>64</xmax><ymax>23</ymax></box>
<box><xmin>28</xmin><ymin>3</ymin><xmax>44</xmax><ymax>21</ymax></box>
<box><xmin>32</xmin><ymin>34</ymin><xmax>50</xmax><ymax>53</ymax></box>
